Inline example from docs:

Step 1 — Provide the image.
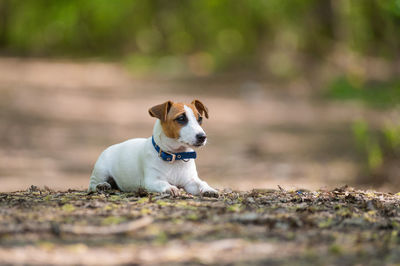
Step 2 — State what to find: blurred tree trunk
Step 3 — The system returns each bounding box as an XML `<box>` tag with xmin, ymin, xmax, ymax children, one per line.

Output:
<box><xmin>330</xmin><ymin>0</ymin><xmax>349</xmax><ymax>45</ymax></box>
<box><xmin>0</xmin><ymin>0</ymin><xmax>9</xmax><ymax>49</ymax></box>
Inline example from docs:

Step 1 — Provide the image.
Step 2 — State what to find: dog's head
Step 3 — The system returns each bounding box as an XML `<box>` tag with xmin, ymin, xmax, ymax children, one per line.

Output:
<box><xmin>149</xmin><ymin>100</ymin><xmax>209</xmax><ymax>147</ymax></box>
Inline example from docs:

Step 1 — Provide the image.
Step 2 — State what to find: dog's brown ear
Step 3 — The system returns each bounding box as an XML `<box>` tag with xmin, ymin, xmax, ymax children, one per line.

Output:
<box><xmin>192</xmin><ymin>99</ymin><xmax>209</xmax><ymax>119</ymax></box>
<box><xmin>149</xmin><ymin>101</ymin><xmax>173</xmax><ymax>122</ymax></box>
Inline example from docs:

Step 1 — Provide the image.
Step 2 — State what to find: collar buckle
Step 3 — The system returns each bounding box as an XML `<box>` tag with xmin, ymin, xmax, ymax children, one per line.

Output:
<box><xmin>168</xmin><ymin>153</ymin><xmax>176</xmax><ymax>163</ymax></box>
<box><xmin>159</xmin><ymin>149</ymin><xmax>176</xmax><ymax>163</ymax></box>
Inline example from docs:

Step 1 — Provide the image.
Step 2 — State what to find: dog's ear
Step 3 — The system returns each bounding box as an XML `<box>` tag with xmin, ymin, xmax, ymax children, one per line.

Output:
<box><xmin>191</xmin><ymin>99</ymin><xmax>209</xmax><ymax>119</ymax></box>
<box><xmin>149</xmin><ymin>101</ymin><xmax>173</xmax><ymax>122</ymax></box>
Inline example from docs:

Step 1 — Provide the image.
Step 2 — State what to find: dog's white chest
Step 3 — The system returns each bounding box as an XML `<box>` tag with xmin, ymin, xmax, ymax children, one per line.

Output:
<box><xmin>147</xmin><ymin>158</ymin><xmax>197</xmax><ymax>187</ymax></box>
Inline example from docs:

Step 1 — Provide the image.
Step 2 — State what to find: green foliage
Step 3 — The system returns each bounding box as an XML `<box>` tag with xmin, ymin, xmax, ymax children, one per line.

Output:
<box><xmin>383</xmin><ymin>122</ymin><xmax>400</xmax><ymax>151</ymax></box>
<box><xmin>352</xmin><ymin>120</ymin><xmax>383</xmax><ymax>171</ymax></box>
<box><xmin>328</xmin><ymin>76</ymin><xmax>400</xmax><ymax>108</ymax></box>
<box><xmin>1</xmin><ymin>0</ymin><xmax>400</xmax><ymax>73</ymax></box>
<box><xmin>352</xmin><ymin>119</ymin><xmax>400</xmax><ymax>173</ymax></box>
<box><xmin>329</xmin><ymin>73</ymin><xmax>400</xmax><ymax>183</ymax></box>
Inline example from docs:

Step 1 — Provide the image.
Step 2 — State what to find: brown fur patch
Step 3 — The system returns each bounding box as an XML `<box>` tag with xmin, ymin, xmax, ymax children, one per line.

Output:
<box><xmin>148</xmin><ymin>101</ymin><xmax>172</xmax><ymax>122</ymax></box>
<box><xmin>163</xmin><ymin>103</ymin><xmax>201</xmax><ymax>139</ymax></box>
<box><xmin>150</xmin><ymin>101</ymin><xmax>208</xmax><ymax>139</ymax></box>
<box><xmin>191</xmin><ymin>99</ymin><xmax>209</xmax><ymax>118</ymax></box>
<box><xmin>161</xmin><ymin>103</ymin><xmax>187</xmax><ymax>138</ymax></box>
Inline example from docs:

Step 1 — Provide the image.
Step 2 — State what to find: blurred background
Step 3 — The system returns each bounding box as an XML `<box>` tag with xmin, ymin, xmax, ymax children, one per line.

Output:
<box><xmin>0</xmin><ymin>0</ymin><xmax>400</xmax><ymax>192</ymax></box>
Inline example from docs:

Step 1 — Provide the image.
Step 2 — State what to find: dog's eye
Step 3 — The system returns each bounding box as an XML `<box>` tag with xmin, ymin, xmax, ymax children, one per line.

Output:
<box><xmin>175</xmin><ymin>114</ymin><xmax>187</xmax><ymax>124</ymax></box>
<box><xmin>197</xmin><ymin>116</ymin><xmax>203</xmax><ymax>124</ymax></box>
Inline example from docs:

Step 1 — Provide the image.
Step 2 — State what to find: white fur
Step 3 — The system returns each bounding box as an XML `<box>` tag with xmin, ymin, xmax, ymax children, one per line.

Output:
<box><xmin>88</xmin><ymin>110</ymin><xmax>217</xmax><ymax>196</ymax></box>
<box><xmin>179</xmin><ymin>105</ymin><xmax>206</xmax><ymax>146</ymax></box>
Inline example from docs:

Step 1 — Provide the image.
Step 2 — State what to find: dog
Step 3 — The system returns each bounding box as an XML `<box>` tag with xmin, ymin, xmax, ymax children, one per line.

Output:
<box><xmin>88</xmin><ymin>100</ymin><xmax>218</xmax><ymax>197</ymax></box>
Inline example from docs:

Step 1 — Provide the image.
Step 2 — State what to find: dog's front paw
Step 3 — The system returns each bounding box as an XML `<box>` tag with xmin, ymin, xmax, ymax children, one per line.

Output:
<box><xmin>166</xmin><ymin>185</ymin><xmax>180</xmax><ymax>197</ymax></box>
<box><xmin>201</xmin><ymin>189</ymin><xmax>219</xmax><ymax>198</ymax></box>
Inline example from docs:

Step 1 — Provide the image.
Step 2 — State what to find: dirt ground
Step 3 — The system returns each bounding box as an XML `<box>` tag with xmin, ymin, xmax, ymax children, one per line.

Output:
<box><xmin>0</xmin><ymin>58</ymin><xmax>399</xmax><ymax>265</ymax></box>
<box><xmin>0</xmin><ymin>57</ymin><xmax>394</xmax><ymax>193</ymax></box>
<box><xmin>0</xmin><ymin>186</ymin><xmax>399</xmax><ymax>265</ymax></box>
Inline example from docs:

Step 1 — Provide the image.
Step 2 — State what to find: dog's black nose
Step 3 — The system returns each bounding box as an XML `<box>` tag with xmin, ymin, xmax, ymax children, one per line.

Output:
<box><xmin>196</xmin><ymin>133</ymin><xmax>207</xmax><ymax>144</ymax></box>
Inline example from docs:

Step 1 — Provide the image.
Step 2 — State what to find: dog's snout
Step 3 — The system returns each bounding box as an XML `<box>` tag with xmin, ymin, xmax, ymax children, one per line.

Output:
<box><xmin>196</xmin><ymin>133</ymin><xmax>207</xmax><ymax>144</ymax></box>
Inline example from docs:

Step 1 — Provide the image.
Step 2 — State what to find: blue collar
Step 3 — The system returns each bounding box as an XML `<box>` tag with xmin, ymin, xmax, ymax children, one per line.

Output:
<box><xmin>152</xmin><ymin>136</ymin><xmax>197</xmax><ymax>163</ymax></box>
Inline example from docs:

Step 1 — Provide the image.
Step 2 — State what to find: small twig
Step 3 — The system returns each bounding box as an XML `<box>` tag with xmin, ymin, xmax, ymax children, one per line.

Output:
<box><xmin>278</xmin><ymin>185</ymin><xmax>285</xmax><ymax>192</ymax></box>
<box><xmin>153</xmin><ymin>194</ymin><xmax>171</xmax><ymax>200</ymax></box>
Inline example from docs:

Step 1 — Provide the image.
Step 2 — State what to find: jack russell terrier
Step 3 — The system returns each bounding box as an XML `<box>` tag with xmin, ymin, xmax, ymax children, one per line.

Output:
<box><xmin>88</xmin><ymin>100</ymin><xmax>219</xmax><ymax>197</ymax></box>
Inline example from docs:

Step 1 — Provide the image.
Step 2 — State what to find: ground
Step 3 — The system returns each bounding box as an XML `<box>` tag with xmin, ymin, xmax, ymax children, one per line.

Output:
<box><xmin>0</xmin><ymin>185</ymin><xmax>399</xmax><ymax>265</ymax></box>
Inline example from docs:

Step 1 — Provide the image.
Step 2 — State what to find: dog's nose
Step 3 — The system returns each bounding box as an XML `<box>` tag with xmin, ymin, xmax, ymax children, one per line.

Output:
<box><xmin>196</xmin><ymin>133</ymin><xmax>207</xmax><ymax>144</ymax></box>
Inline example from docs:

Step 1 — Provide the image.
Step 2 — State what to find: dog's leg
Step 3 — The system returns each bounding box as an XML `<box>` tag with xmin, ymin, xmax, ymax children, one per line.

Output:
<box><xmin>144</xmin><ymin>178</ymin><xmax>180</xmax><ymax>196</ymax></box>
<box><xmin>184</xmin><ymin>178</ymin><xmax>219</xmax><ymax>198</ymax></box>
<box><xmin>88</xmin><ymin>165</ymin><xmax>110</xmax><ymax>192</ymax></box>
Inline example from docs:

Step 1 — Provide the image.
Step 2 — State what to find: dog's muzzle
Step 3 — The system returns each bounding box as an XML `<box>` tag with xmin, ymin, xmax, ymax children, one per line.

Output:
<box><xmin>195</xmin><ymin>133</ymin><xmax>207</xmax><ymax>146</ymax></box>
